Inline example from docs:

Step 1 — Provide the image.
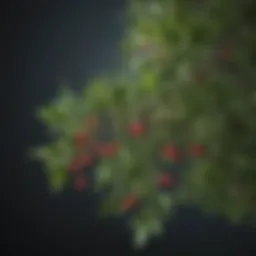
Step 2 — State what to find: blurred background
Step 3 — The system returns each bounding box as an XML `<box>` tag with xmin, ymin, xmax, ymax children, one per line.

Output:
<box><xmin>2</xmin><ymin>0</ymin><xmax>255</xmax><ymax>254</ymax></box>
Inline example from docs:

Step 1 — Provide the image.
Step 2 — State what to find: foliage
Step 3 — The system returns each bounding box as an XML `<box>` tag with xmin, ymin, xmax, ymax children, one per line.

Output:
<box><xmin>31</xmin><ymin>0</ymin><xmax>256</xmax><ymax>249</ymax></box>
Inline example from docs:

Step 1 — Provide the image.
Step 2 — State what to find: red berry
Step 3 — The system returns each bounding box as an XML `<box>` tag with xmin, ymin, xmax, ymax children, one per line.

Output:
<box><xmin>74</xmin><ymin>131</ymin><xmax>88</xmax><ymax>150</ymax></box>
<box><xmin>161</xmin><ymin>145</ymin><xmax>181</xmax><ymax>161</ymax></box>
<box><xmin>129</xmin><ymin>122</ymin><xmax>145</xmax><ymax>136</ymax></box>
<box><xmin>191</xmin><ymin>144</ymin><xmax>206</xmax><ymax>157</ymax></box>
<box><xmin>69</xmin><ymin>154</ymin><xmax>94</xmax><ymax>173</ymax></box>
<box><xmin>97</xmin><ymin>142</ymin><xmax>119</xmax><ymax>157</ymax></box>
<box><xmin>74</xmin><ymin>177</ymin><xmax>87</xmax><ymax>191</ymax></box>
<box><xmin>159</xmin><ymin>173</ymin><xmax>175</xmax><ymax>188</ymax></box>
<box><xmin>121</xmin><ymin>194</ymin><xmax>138</xmax><ymax>212</ymax></box>
<box><xmin>81</xmin><ymin>154</ymin><xmax>94</xmax><ymax>166</ymax></box>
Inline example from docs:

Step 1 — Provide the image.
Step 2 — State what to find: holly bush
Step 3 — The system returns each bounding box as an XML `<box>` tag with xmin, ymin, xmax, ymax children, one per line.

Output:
<box><xmin>30</xmin><ymin>0</ymin><xmax>256</xmax><ymax>249</ymax></box>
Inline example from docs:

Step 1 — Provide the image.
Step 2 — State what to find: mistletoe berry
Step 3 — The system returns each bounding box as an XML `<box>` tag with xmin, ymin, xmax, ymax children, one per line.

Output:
<box><xmin>69</xmin><ymin>154</ymin><xmax>94</xmax><ymax>173</ymax></box>
<box><xmin>129</xmin><ymin>122</ymin><xmax>145</xmax><ymax>136</ymax></box>
<box><xmin>159</xmin><ymin>173</ymin><xmax>175</xmax><ymax>189</ymax></box>
<box><xmin>74</xmin><ymin>131</ymin><xmax>88</xmax><ymax>150</ymax></box>
<box><xmin>97</xmin><ymin>142</ymin><xmax>120</xmax><ymax>157</ymax></box>
<box><xmin>191</xmin><ymin>144</ymin><xmax>206</xmax><ymax>157</ymax></box>
<box><xmin>121</xmin><ymin>194</ymin><xmax>139</xmax><ymax>212</ymax></box>
<box><xmin>161</xmin><ymin>145</ymin><xmax>181</xmax><ymax>162</ymax></box>
<box><xmin>80</xmin><ymin>154</ymin><xmax>94</xmax><ymax>166</ymax></box>
<box><xmin>74</xmin><ymin>176</ymin><xmax>87</xmax><ymax>191</ymax></box>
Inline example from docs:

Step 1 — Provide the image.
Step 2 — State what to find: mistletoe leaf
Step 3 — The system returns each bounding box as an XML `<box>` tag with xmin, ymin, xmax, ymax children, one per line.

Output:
<box><xmin>95</xmin><ymin>163</ymin><xmax>113</xmax><ymax>189</ymax></box>
<box><xmin>31</xmin><ymin>138</ymin><xmax>74</xmax><ymax>195</ymax></box>
<box><xmin>146</xmin><ymin>216</ymin><xmax>163</xmax><ymax>236</ymax></box>
<box><xmin>140</xmin><ymin>71</ymin><xmax>158</xmax><ymax>92</ymax></box>
<box><xmin>47</xmin><ymin>166</ymin><xmax>68</xmax><ymax>194</ymax></box>
<box><xmin>99</xmin><ymin>193</ymin><xmax>121</xmax><ymax>217</ymax></box>
<box><xmin>131</xmin><ymin>220</ymin><xmax>150</xmax><ymax>249</ymax></box>
<box><xmin>224</xmin><ymin>200</ymin><xmax>246</xmax><ymax>224</ymax></box>
<box><xmin>157</xmin><ymin>193</ymin><xmax>173</xmax><ymax>215</ymax></box>
<box><xmin>117</xmin><ymin>148</ymin><xmax>133</xmax><ymax>168</ymax></box>
<box><xmin>85</xmin><ymin>78</ymin><xmax>115</xmax><ymax>110</ymax></box>
<box><xmin>36</xmin><ymin>87</ymin><xmax>84</xmax><ymax>135</ymax></box>
<box><xmin>36</xmin><ymin>104</ymin><xmax>57</xmax><ymax>128</ymax></box>
<box><xmin>29</xmin><ymin>145</ymin><xmax>53</xmax><ymax>162</ymax></box>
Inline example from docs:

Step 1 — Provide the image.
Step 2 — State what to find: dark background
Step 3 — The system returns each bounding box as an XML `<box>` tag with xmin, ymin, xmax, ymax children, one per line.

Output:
<box><xmin>2</xmin><ymin>0</ymin><xmax>255</xmax><ymax>254</ymax></box>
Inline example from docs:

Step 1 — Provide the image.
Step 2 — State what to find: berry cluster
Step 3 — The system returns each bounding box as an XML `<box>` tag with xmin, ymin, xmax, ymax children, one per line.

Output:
<box><xmin>69</xmin><ymin>117</ymin><xmax>206</xmax><ymax>213</ymax></box>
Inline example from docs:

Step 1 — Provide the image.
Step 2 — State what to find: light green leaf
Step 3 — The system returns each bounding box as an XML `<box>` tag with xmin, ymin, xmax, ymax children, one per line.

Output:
<box><xmin>86</xmin><ymin>79</ymin><xmax>114</xmax><ymax>108</ymax></box>
<box><xmin>31</xmin><ymin>138</ymin><xmax>74</xmax><ymax>173</ymax></box>
<box><xmin>36</xmin><ymin>90</ymin><xmax>80</xmax><ymax>133</ymax></box>
<box><xmin>190</xmin><ymin>160</ymin><xmax>209</xmax><ymax>187</ymax></box>
<box><xmin>37</xmin><ymin>105</ymin><xmax>56</xmax><ymax>126</ymax></box>
<box><xmin>47</xmin><ymin>167</ymin><xmax>68</xmax><ymax>194</ymax></box>
<box><xmin>132</xmin><ymin>222</ymin><xmax>149</xmax><ymax>249</ymax></box>
<box><xmin>56</xmin><ymin>86</ymin><xmax>77</xmax><ymax>111</ymax></box>
<box><xmin>99</xmin><ymin>194</ymin><xmax>121</xmax><ymax>217</ymax></box>
<box><xmin>131</xmin><ymin>181</ymin><xmax>150</xmax><ymax>197</ymax></box>
<box><xmin>176</xmin><ymin>61</ymin><xmax>192</xmax><ymax>83</ymax></box>
<box><xmin>147</xmin><ymin>217</ymin><xmax>163</xmax><ymax>236</ymax></box>
<box><xmin>140</xmin><ymin>71</ymin><xmax>158</xmax><ymax>92</ymax></box>
<box><xmin>29</xmin><ymin>146</ymin><xmax>52</xmax><ymax>162</ymax></box>
<box><xmin>96</xmin><ymin>164</ymin><xmax>113</xmax><ymax>188</ymax></box>
<box><xmin>148</xmin><ymin>2</ymin><xmax>164</xmax><ymax>16</ymax></box>
<box><xmin>118</xmin><ymin>148</ymin><xmax>132</xmax><ymax>167</ymax></box>
<box><xmin>224</xmin><ymin>201</ymin><xmax>245</xmax><ymax>224</ymax></box>
<box><xmin>157</xmin><ymin>193</ymin><xmax>173</xmax><ymax>213</ymax></box>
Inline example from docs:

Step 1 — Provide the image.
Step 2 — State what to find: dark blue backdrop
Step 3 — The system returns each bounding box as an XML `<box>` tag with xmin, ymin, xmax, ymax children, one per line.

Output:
<box><xmin>2</xmin><ymin>0</ymin><xmax>255</xmax><ymax>254</ymax></box>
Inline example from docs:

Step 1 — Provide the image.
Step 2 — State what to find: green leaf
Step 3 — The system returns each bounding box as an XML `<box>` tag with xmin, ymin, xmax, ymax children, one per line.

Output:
<box><xmin>95</xmin><ymin>164</ymin><xmax>113</xmax><ymax>189</ymax></box>
<box><xmin>132</xmin><ymin>220</ymin><xmax>150</xmax><ymax>249</ymax></box>
<box><xmin>36</xmin><ymin>88</ymin><xmax>82</xmax><ymax>134</ymax></box>
<box><xmin>47</xmin><ymin>167</ymin><xmax>68</xmax><ymax>194</ymax></box>
<box><xmin>117</xmin><ymin>148</ymin><xmax>133</xmax><ymax>167</ymax></box>
<box><xmin>224</xmin><ymin>201</ymin><xmax>245</xmax><ymax>224</ymax></box>
<box><xmin>190</xmin><ymin>161</ymin><xmax>209</xmax><ymax>185</ymax></box>
<box><xmin>130</xmin><ymin>212</ymin><xmax>163</xmax><ymax>249</ymax></box>
<box><xmin>130</xmin><ymin>180</ymin><xmax>153</xmax><ymax>197</ymax></box>
<box><xmin>29</xmin><ymin>145</ymin><xmax>52</xmax><ymax>162</ymax></box>
<box><xmin>147</xmin><ymin>1</ymin><xmax>164</xmax><ymax>16</ymax></box>
<box><xmin>140</xmin><ymin>71</ymin><xmax>158</xmax><ymax>92</ymax></box>
<box><xmin>157</xmin><ymin>193</ymin><xmax>173</xmax><ymax>214</ymax></box>
<box><xmin>36</xmin><ymin>105</ymin><xmax>56</xmax><ymax>127</ymax></box>
<box><xmin>112</xmin><ymin>85</ymin><xmax>127</xmax><ymax>106</ymax></box>
<box><xmin>99</xmin><ymin>194</ymin><xmax>120</xmax><ymax>217</ymax></box>
<box><xmin>31</xmin><ymin>138</ymin><xmax>74</xmax><ymax>178</ymax></box>
<box><xmin>146</xmin><ymin>217</ymin><xmax>163</xmax><ymax>236</ymax></box>
<box><xmin>33</xmin><ymin>140</ymin><xmax>71</xmax><ymax>195</ymax></box>
<box><xmin>85</xmin><ymin>79</ymin><xmax>114</xmax><ymax>109</ymax></box>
